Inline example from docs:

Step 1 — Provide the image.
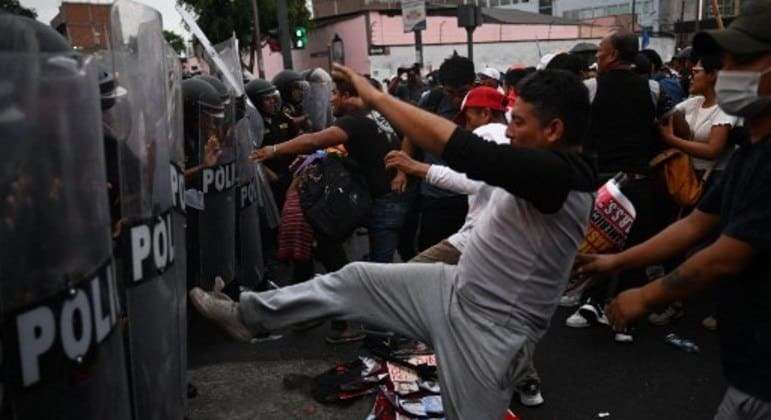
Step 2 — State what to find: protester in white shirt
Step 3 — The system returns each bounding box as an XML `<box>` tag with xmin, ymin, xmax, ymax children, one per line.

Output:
<box><xmin>660</xmin><ymin>54</ymin><xmax>738</xmax><ymax>174</ymax></box>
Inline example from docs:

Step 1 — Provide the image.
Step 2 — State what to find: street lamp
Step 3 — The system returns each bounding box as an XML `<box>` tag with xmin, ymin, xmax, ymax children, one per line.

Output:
<box><xmin>330</xmin><ymin>33</ymin><xmax>345</xmax><ymax>66</ymax></box>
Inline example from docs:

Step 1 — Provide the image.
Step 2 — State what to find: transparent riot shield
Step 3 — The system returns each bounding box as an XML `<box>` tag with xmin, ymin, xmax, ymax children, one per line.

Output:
<box><xmin>303</xmin><ymin>68</ymin><xmax>334</xmax><ymax>132</ymax></box>
<box><xmin>0</xmin><ymin>50</ymin><xmax>131</xmax><ymax>419</ymax></box>
<box><xmin>164</xmin><ymin>41</ymin><xmax>188</xmax><ymax>414</ymax></box>
<box><xmin>234</xmin><ymin>117</ymin><xmax>264</xmax><ymax>289</ymax></box>
<box><xmin>196</xmin><ymin>102</ymin><xmax>237</xmax><ymax>290</ymax></box>
<box><xmin>110</xmin><ymin>1</ymin><xmax>185</xmax><ymax>418</ymax></box>
<box><xmin>212</xmin><ymin>36</ymin><xmax>245</xmax><ymax>97</ymax></box>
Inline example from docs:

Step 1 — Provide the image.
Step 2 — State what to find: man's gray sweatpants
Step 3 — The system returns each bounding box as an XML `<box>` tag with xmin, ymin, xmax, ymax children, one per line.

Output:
<box><xmin>239</xmin><ymin>262</ymin><xmax>529</xmax><ymax>420</ymax></box>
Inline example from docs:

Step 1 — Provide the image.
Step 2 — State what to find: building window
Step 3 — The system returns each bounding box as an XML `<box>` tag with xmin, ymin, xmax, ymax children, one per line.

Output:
<box><xmin>705</xmin><ymin>0</ymin><xmax>734</xmax><ymax>18</ymax></box>
<box><xmin>539</xmin><ymin>0</ymin><xmax>552</xmax><ymax>15</ymax></box>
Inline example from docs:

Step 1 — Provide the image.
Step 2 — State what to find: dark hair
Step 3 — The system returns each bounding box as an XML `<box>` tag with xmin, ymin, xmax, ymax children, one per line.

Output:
<box><xmin>504</xmin><ymin>67</ymin><xmax>536</xmax><ymax>89</ymax></box>
<box><xmin>516</xmin><ymin>70</ymin><xmax>590</xmax><ymax>147</ymax></box>
<box><xmin>632</xmin><ymin>53</ymin><xmax>652</xmax><ymax>77</ymax></box>
<box><xmin>698</xmin><ymin>53</ymin><xmax>724</xmax><ymax>73</ymax></box>
<box><xmin>332</xmin><ymin>73</ymin><xmax>357</xmax><ymax>97</ymax></box>
<box><xmin>609</xmin><ymin>29</ymin><xmax>639</xmax><ymax>64</ymax></box>
<box><xmin>546</xmin><ymin>53</ymin><xmax>589</xmax><ymax>76</ymax></box>
<box><xmin>438</xmin><ymin>54</ymin><xmax>476</xmax><ymax>88</ymax></box>
<box><xmin>640</xmin><ymin>49</ymin><xmax>663</xmax><ymax>72</ymax></box>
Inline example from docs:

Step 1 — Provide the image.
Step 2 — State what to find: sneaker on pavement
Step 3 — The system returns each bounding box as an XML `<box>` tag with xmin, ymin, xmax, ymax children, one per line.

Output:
<box><xmin>578</xmin><ymin>299</ymin><xmax>609</xmax><ymax>326</ymax></box>
<box><xmin>614</xmin><ymin>329</ymin><xmax>634</xmax><ymax>344</ymax></box>
<box><xmin>565</xmin><ymin>309</ymin><xmax>590</xmax><ymax>328</ymax></box>
<box><xmin>647</xmin><ymin>304</ymin><xmax>684</xmax><ymax>326</ymax></box>
<box><xmin>518</xmin><ymin>379</ymin><xmax>545</xmax><ymax>407</ymax></box>
<box><xmin>325</xmin><ymin>327</ymin><xmax>366</xmax><ymax>344</ymax></box>
<box><xmin>559</xmin><ymin>293</ymin><xmax>583</xmax><ymax>307</ymax></box>
<box><xmin>702</xmin><ymin>315</ymin><xmax>718</xmax><ymax>331</ymax></box>
<box><xmin>189</xmin><ymin>287</ymin><xmax>255</xmax><ymax>342</ymax></box>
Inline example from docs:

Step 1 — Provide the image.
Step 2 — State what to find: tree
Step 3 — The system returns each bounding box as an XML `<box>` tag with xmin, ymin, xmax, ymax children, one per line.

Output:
<box><xmin>163</xmin><ymin>30</ymin><xmax>186</xmax><ymax>55</ymax></box>
<box><xmin>0</xmin><ymin>0</ymin><xmax>38</xmax><ymax>19</ymax></box>
<box><xmin>177</xmin><ymin>0</ymin><xmax>310</xmax><ymax>60</ymax></box>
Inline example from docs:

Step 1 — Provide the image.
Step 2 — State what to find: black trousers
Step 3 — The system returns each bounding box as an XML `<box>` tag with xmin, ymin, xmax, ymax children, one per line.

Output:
<box><xmin>417</xmin><ymin>195</ymin><xmax>469</xmax><ymax>252</ymax></box>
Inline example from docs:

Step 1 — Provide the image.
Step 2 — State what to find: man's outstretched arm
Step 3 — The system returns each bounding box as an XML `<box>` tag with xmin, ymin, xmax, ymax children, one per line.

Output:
<box><xmin>606</xmin><ymin>234</ymin><xmax>756</xmax><ymax>330</ymax></box>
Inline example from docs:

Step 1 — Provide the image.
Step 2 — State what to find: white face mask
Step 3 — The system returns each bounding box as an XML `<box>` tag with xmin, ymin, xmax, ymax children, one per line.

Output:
<box><xmin>715</xmin><ymin>68</ymin><xmax>771</xmax><ymax>118</ymax></box>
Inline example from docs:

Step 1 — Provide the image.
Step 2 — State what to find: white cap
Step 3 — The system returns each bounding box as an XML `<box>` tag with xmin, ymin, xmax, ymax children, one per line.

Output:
<box><xmin>536</xmin><ymin>53</ymin><xmax>557</xmax><ymax>70</ymax></box>
<box><xmin>478</xmin><ymin>67</ymin><xmax>501</xmax><ymax>81</ymax></box>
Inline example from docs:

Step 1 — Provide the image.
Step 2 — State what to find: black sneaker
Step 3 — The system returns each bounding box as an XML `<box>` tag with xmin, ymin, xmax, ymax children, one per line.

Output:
<box><xmin>577</xmin><ymin>298</ymin><xmax>609</xmax><ymax>326</ymax></box>
<box><xmin>518</xmin><ymin>379</ymin><xmax>544</xmax><ymax>407</ymax></box>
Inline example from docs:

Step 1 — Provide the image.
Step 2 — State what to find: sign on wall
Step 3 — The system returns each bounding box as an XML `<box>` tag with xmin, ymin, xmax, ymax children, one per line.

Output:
<box><xmin>402</xmin><ymin>0</ymin><xmax>427</xmax><ymax>33</ymax></box>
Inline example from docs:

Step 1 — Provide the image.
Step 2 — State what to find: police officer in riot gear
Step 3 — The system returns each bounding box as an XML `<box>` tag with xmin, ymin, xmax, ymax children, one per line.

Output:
<box><xmin>271</xmin><ymin>69</ymin><xmax>312</xmax><ymax>134</ymax></box>
<box><xmin>245</xmin><ymin>78</ymin><xmax>298</xmax><ymax>209</ymax></box>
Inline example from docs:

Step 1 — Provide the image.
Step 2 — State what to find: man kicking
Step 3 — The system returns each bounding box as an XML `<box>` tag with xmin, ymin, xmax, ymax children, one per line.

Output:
<box><xmin>190</xmin><ymin>67</ymin><xmax>597</xmax><ymax>419</ymax></box>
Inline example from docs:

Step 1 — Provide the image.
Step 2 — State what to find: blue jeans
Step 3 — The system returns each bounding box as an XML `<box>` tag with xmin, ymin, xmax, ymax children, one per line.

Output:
<box><xmin>368</xmin><ymin>192</ymin><xmax>409</xmax><ymax>263</ymax></box>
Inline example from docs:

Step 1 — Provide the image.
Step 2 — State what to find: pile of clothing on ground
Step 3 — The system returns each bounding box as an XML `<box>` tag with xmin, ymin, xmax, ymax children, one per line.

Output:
<box><xmin>284</xmin><ymin>337</ymin><xmax>520</xmax><ymax>419</ymax></box>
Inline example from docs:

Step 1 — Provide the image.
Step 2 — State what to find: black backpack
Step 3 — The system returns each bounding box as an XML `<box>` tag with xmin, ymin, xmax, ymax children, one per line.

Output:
<box><xmin>298</xmin><ymin>154</ymin><xmax>372</xmax><ymax>241</ymax></box>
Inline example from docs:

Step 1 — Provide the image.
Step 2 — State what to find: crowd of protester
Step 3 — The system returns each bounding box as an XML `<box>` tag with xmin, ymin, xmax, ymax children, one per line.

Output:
<box><xmin>7</xmin><ymin>0</ymin><xmax>771</xmax><ymax>420</ymax></box>
<box><xmin>188</xmin><ymin>2</ymin><xmax>771</xmax><ymax>419</ymax></box>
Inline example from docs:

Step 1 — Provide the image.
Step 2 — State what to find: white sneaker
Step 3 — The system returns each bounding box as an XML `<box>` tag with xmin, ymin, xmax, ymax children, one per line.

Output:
<box><xmin>614</xmin><ymin>330</ymin><xmax>634</xmax><ymax>343</ymax></box>
<box><xmin>212</xmin><ymin>276</ymin><xmax>233</xmax><ymax>302</ymax></box>
<box><xmin>578</xmin><ymin>299</ymin><xmax>609</xmax><ymax>326</ymax></box>
<box><xmin>189</xmin><ymin>288</ymin><xmax>254</xmax><ymax>342</ymax></box>
<box><xmin>518</xmin><ymin>380</ymin><xmax>545</xmax><ymax>407</ymax></box>
<box><xmin>566</xmin><ymin>309</ymin><xmax>590</xmax><ymax>328</ymax></box>
<box><xmin>559</xmin><ymin>293</ymin><xmax>582</xmax><ymax>307</ymax></box>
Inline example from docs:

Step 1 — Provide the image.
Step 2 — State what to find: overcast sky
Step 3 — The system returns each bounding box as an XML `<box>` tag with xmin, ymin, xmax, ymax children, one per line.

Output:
<box><xmin>21</xmin><ymin>0</ymin><xmax>190</xmax><ymax>38</ymax></box>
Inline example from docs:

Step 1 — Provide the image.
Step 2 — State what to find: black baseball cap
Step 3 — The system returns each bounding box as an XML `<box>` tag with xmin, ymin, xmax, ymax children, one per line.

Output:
<box><xmin>693</xmin><ymin>0</ymin><xmax>771</xmax><ymax>56</ymax></box>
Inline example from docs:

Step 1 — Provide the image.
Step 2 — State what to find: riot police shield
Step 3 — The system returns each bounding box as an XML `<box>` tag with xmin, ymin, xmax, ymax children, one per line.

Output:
<box><xmin>110</xmin><ymin>1</ymin><xmax>185</xmax><ymax>418</ymax></box>
<box><xmin>0</xmin><ymin>23</ymin><xmax>131</xmax><ymax>419</ymax></box>
<box><xmin>303</xmin><ymin>68</ymin><xmax>334</xmax><ymax>132</ymax></box>
<box><xmin>183</xmin><ymin>82</ymin><xmax>236</xmax><ymax>291</ymax></box>
<box><xmin>164</xmin><ymin>41</ymin><xmax>188</xmax><ymax>413</ymax></box>
<box><xmin>234</xmin><ymin>115</ymin><xmax>264</xmax><ymax>289</ymax></box>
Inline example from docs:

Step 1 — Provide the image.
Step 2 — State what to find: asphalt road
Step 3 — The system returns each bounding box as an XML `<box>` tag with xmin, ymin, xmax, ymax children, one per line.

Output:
<box><xmin>188</xmin><ymin>291</ymin><xmax>724</xmax><ymax>420</ymax></box>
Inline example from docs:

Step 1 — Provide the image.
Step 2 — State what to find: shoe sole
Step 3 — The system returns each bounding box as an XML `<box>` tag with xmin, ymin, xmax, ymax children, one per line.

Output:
<box><xmin>520</xmin><ymin>395</ymin><xmax>545</xmax><ymax>407</ymax></box>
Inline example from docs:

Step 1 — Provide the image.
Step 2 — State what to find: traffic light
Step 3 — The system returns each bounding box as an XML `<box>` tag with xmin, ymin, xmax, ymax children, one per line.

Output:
<box><xmin>292</xmin><ymin>26</ymin><xmax>307</xmax><ymax>49</ymax></box>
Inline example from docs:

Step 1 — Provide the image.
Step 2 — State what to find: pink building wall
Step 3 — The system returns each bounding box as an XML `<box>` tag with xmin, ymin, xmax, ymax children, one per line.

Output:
<box><xmin>370</xmin><ymin>13</ymin><xmax>584</xmax><ymax>45</ymax></box>
<box><xmin>258</xmin><ymin>12</ymin><xmax>613</xmax><ymax>79</ymax></box>
<box><xmin>261</xmin><ymin>14</ymin><xmax>370</xmax><ymax>79</ymax></box>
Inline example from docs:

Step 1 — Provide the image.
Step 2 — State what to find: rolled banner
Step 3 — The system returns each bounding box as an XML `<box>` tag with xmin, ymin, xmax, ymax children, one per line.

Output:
<box><xmin>563</xmin><ymin>174</ymin><xmax>636</xmax><ymax>301</ymax></box>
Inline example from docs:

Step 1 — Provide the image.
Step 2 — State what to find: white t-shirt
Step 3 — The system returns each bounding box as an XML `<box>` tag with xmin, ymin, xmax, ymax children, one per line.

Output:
<box><xmin>674</xmin><ymin>96</ymin><xmax>738</xmax><ymax>171</ymax></box>
<box><xmin>424</xmin><ymin>123</ymin><xmax>509</xmax><ymax>252</ymax></box>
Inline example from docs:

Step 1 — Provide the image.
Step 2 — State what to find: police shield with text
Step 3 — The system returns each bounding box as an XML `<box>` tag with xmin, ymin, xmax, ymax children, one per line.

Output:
<box><xmin>110</xmin><ymin>1</ymin><xmax>186</xmax><ymax>418</ymax></box>
<box><xmin>210</xmin><ymin>38</ymin><xmax>266</xmax><ymax>290</ymax></box>
<box><xmin>0</xmin><ymin>14</ymin><xmax>132</xmax><ymax>419</ymax></box>
<box><xmin>182</xmin><ymin>77</ymin><xmax>235</xmax><ymax>291</ymax></box>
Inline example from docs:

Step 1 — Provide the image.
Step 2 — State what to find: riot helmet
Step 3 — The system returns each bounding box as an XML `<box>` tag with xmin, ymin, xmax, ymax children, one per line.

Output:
<box><xmin>271</xmin><ymin>69</ymin><xmax>308</xmax><ymax>106</ymax></box>
<box><xmin>245</xmin><ymin>78</ymin><xmax>280</xmax><ymax>117</ymax></box>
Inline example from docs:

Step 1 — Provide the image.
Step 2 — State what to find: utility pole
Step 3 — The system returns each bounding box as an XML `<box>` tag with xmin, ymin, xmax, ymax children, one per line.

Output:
<box><xmin>276</xmin><ymin>0</ymin><xmax>293</xmax><ymax>69</ymax></box>
<box><xmin>250</xmin><ymin>0</ymin><xmax>265</xmax><ymax>78</ymax></box>
<box><xmin>466</xmin><ymin>28</ymin><xmax>474</xmax><ymax>62</ymax></box>
<box><xmin>695</xmin><ymin>0</ymin><xmax>703</xmax><ymax>33</ymax></box>
<box><xmin>414</xmin><ymin>29</ymin><xmax>424</xmax><ymax>67</ymax></box>
<box><xmin>631</xmin><ymin>0</ymin><xmax>637</xmax><ymax>32</ymax></box>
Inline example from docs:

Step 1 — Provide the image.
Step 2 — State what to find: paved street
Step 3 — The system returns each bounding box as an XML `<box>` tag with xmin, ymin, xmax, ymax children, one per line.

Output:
<box><xmin>188</xmin><ymin>291</ymin><xmax>724</xmax><ymax>420</ymax></box>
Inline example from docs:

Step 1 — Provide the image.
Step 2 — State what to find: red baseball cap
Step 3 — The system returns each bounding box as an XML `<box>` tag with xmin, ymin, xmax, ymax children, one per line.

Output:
<box><xmin>454</xmin><ymin>86</ymin><xmax>508</xmax><ymax>126</ymax></box>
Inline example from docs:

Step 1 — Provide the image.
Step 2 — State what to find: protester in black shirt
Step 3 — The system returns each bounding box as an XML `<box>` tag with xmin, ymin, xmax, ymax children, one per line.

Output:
<box><xmin>568</xmin><ymin>28</ymin><xmax>660</xmax><ymax>343</ymax></box>
<box><xmin>393</xmin><ymin>54</ymin><xmax>474</xmax><ymax>255</ymax></box>
<box><xmin>577</xmin><ymin>3</ymin><xmax>771</xmax><ymax>416</ymax></box>
<box><xmin>252</xmin><ymin>73</ymin><xmax>408</xmax><ymax>265</ymax></box>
